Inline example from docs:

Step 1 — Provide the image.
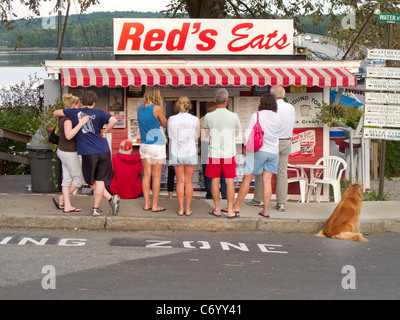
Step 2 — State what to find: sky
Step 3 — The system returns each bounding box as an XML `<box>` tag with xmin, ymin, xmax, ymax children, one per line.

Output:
<box><xmin>13</xmin><ymin>0</ymin><xmax>171</xmax><ymax>19</ymax></box>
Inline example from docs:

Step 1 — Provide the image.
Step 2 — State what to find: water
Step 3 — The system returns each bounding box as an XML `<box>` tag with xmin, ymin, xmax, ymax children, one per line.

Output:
<box><xmin>0</xmin><ymin>49</ymin><xmax>114</xmax><ymax>86</ymax></box>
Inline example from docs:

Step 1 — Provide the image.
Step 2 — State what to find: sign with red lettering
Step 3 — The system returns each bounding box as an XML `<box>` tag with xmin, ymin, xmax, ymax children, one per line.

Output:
<box><xmin>114</xmin><ymin>18</ymin><xmax>294</xmax><ymax>56</ymax></box>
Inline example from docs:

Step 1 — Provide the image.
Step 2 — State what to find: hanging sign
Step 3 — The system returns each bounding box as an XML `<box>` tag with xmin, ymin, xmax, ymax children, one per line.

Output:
<box><xmin>365</xmin><ymin>92</ymin><xmax>400</xmax><ymax>104</ymax></box>
<box><xmin>363</xmin><ymin>128</ymin><xmax>400</xmax><ymax>141</ymax></box>
<box><xmin>364</xmin><ymin>104</ymin><xmax>400</xmax><ymax>116</ymax></box>
<box><xmin>114</xmin><ymin>18</ymin><xmax>294</xmax><ymax>56</ymax></box>
<box><xmin>366</xmin><ymin>67</ymin><xmax>400</xmax><ymax>79</ymax></box>
<box><xmin>367</xmin><ymin>49</ymin><xmax>400</xmax><ymax>60</ymax></box>
<box><xmin>365</xmin><ymin>78</ymin><xmax>400</xmax><ymax>91</ymax></box>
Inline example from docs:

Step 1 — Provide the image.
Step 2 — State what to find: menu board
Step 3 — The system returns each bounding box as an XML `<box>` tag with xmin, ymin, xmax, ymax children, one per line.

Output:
<box><xmin>234</xmin><ymin>97</ymin><xmax>260</xmax><ymax>129</ymax></box>
<box><xmin>127</xmin><ymin>98</ymin><xmax>142</xmax><ymax>143</ymax></box>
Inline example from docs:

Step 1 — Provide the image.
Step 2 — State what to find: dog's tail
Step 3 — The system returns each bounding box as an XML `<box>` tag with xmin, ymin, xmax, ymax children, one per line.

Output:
<box><xmin>332</xmin><ymin>232</ymin><xmax>368</xmax><ymax>242</ymax></box>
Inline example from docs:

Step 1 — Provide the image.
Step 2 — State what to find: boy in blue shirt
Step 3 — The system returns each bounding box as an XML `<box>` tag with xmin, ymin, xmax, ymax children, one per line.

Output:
<box><xmin>54</xmin><ymin>90</ymin><xmax>120</xmax><ymax>216</ymax></box>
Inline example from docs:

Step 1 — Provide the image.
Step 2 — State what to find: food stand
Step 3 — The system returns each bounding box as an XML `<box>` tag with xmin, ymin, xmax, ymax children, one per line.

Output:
<box><xmin>44</xmin><ymin>18</ymin><xmax>360</xmax><ymax>201</ymax></box>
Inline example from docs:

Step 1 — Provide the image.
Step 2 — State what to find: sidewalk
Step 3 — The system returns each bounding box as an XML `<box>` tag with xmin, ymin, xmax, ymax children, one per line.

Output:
<box><xmin>0</xmin><ymin>175</ymin><xmax>399</xmax><ymax>234</ymax></box>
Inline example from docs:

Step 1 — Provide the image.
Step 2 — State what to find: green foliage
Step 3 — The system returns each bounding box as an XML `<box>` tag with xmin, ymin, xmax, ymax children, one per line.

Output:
<box><xmin>315</xmin><ymin>103</ymin><xmax>362</xmax><ymax>129</ymax></box>
<box><xmin>381</xmin><ymin>141</ymin><xmax>400</xmax><ymax>179</ymax></box>
<box><xmin>0</xmin><ymin>75</ymin><xmax>41</xmax><ymax>174</ymax></box>
<box><xmin>0</xmin><ymin>75</ymin><xmax>63</xmax><ymax>175</ymax></box>
<box><xmin>1</xmin><ymin>11</ymin><xmax>163</xmax><ymax>49</ymax></box>
<box><xmin>363</xmin><ymin>188</ymin><xmax>391</xmax><ymax>201</ymax></box>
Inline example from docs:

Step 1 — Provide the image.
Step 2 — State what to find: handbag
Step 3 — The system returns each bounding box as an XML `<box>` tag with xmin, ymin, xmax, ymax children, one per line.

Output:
<box><xmin>48</xmin><ymin>124</ymin><xmax>59</xmax><ymax>145</ymax></box>
<box><xmin>245</xmin><ymin>112</ymin><xmax>264</xmax><ymax>152</ymax></box>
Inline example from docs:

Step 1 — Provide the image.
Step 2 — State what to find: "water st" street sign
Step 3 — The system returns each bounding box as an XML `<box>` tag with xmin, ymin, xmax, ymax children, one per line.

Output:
<box><xmin>378</xmin><ymin>13</ymin><xmax>400</xmax><ymax>23</ymax></box>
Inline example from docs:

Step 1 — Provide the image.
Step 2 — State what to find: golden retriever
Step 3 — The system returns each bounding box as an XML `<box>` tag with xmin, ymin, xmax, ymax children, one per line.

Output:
<box><xmin>316</xmin><ymin>183</ymin><xmax>368</xmax><ymax>242</ymax></box>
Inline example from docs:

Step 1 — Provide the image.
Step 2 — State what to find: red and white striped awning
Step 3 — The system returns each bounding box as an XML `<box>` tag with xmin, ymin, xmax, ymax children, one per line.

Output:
<box><xmin>60</xmin><ymin>66</ymin><xmax>357</xmax><ymax>88</ymax></box>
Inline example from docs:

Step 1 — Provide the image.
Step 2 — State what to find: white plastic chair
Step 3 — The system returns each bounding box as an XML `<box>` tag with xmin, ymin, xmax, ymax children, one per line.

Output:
<box><xmin>287</xmin><ymin>164</ymin><xmax>308</xmax><ymax>203</ymax></box>
<box><xmin>307</xmin><ymin>156</ymin><xmax>347</xmax><ymax>203</ymax></box>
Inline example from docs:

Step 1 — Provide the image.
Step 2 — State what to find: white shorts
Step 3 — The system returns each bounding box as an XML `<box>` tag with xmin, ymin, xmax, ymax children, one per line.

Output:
<box><xmin>139</xmin><ymin>143</ymin><xmax>166</xmax><ymax>164</ymax></box>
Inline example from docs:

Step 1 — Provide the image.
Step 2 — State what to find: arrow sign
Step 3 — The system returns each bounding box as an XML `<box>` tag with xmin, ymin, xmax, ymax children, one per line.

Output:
<box><xmin>365</xmin><ymin>78</ymin><xmax>400</xmax><ymax>91</ymax></box>
<box><xmin>366</xmin><ymin>67</ymin><xmax>400</xmax><ymax>79</ymax></box>
<box><xmin>367</xmin><ymin>49</ymin><xmax>400</xmax><ymax>60</ymax></box>
<box><xmin>365</xmin><ymin>92</ymin><xmax>400</xmax><ymax>104</ymax></box>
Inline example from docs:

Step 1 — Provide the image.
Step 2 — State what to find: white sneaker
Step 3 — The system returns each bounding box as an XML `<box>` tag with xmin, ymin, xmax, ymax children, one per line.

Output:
<box><xmin>92</xmin><ymin>207</ymin><xmax>103</xmax><ymax>217</ymax></box>
<box><xmin>246</xmin><ymin>199</ymin><xmax>264</xmax><ymax>207</ymax></box>
<box><xmin>275</xmin><ymin>204</ymin><xmax>285</xmax><ymax>212</ymax></box>
<box><xmin>109</xmin><ymin>194</ymin><xmax>120</xmax><ymax>215</ymax></box>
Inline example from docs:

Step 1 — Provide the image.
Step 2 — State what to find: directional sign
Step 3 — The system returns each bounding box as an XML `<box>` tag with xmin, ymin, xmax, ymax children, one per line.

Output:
<box><xmin>365</xmin><ymin>78</ymin><xmax>400</xmax><ymax>91</ymax></box>
<box><xmin>363</xmin><ymin>128</ymin><xmax>400</xmax><ymax>141</ymax></box>
<box><xmin>364</xmin><ymin>104</ymin><xmax>400</xmax><ymax>116</ymax></box>
<box><xmin>366</xmin><ymin>67</ymin><xmax>400</xmax><ymax>79</ymax></box>
<box><xmin>367</xmin><ymin>49</ymin><xmax>400</xmax><ymax>61</ymax></box>
<box><xmin>364</xmin><ymin>115</ymin><xmax>400</xmax><ymax>127</ymax></box>
<box><xmin>365</xmin><ymin>92</ymin><xmax>400</xmax><ymax>104</ymax></box>
<box><xmin>378</xmin><ymin>13</ymin><xmax>400</xmax><ymax>23</ymax></box>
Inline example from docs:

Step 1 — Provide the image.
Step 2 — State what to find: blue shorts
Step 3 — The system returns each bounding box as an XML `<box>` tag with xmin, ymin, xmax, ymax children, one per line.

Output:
<box><xmin>243</xmin><ymin>151</ymin><xmax>279</xmax><ymax>175</ymax></box>
<box><xmin>170</xmin><ymin>154</ymin><xmax>198</xmax><ymax>167</ymax></box>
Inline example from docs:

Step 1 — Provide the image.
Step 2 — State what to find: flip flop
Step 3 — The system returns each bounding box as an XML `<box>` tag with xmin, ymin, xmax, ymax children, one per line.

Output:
<box><xmin>143</xmin><ymin>207</ymin><xmax>152</xmax><ymax>211</ymax></box>
<box><xmin>209</xmin><ymin>209</ymin><xmax>222</xmax><ymax>217</ymax></box>
<box><xmin>221</xmin><ymin>208</ymin><xmax>240</xmax><ymax>214</ymax></box>
<box><xmin>63</xmin><ymin>208</ymin><xmax>82</xmax><ymax>213</ymax></box>
<box><xmin>52</xmin><ymin>198</ymin><xmax>64</xmax><ymax>210</ymax></box>
<box><xmin>152</xmin><ymin>208</ymin><xmax>166</xmax><ymax>212</ymax></box>
<box><xmin>185</xmin><ymin>211</ymin><xmax>193</xmax><ymax>217</ymax></box>
<box><xmin>258</xmin><ymin>212</ymin><xmax>270</xmax><ymax>218</ymax></box>
<box><xmin>227</xmin><ymin>212</ymin><xmax>240</xmax><ymax>219</ymax></box>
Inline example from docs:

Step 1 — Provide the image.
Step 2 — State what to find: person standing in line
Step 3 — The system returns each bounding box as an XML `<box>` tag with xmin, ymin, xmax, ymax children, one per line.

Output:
<box><xmin>200</xmin><ymin>101</ymin><xmax>227</xmax><ymax>200</ymax></box>
<box><xmin>223</xmin><ymin>93</ymin><xmax>280</xmax><ymax>218</ymax></box>
<box><xmin>137</xmin><ymin>87</ymin><xmax>168</xmax><ymax>213</ymax></box>
<box><xmin>204</xmin><ymin>88</ymin><xmax>241</xmax><ymax>219</ymax></box>
<box><xmin>53</xmin><ymin>94</ymin><xmax>88</xmax><ymax>213</ymax></box>
<box><xmin>271</xmin><ymin>85</ymin><xmax>295</xmax><ymax>212</ymax></box>
<box><xmin>248</xmin><ymin>85</ymin><xmax>296</xmax><ymax>211</ymax></box>
<box><xmin>109</xmin><ymin>140</ymin><xmax>143</xmax><ymax>199</ymax></box>
<box><xmin>168</xmin><ymin>96</ymin><xmax>200</xmax><ymax>216</ymax></box>
<box><xmin>53</xmin><ymin>90</ymin><xmax>120</xmax><ymax>216</ymax></box>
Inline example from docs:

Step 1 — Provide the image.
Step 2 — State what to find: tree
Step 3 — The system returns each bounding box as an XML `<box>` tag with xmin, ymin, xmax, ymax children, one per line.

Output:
<box><xmin>0</xmin><ymin>0</ymin><xmax>99</xmax><ymax>31</ymax></box>
<box><xmin>162</xmin><ymin>0</ymin><xmax>400</xmax><ymax>59</ymax></box>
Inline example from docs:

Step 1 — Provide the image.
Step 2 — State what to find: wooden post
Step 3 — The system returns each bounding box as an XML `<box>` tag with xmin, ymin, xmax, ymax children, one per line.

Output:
<box><xmin>379</xmin><ymin>23</ymin><xmax>393</xmax><ymax>200</ymax></box>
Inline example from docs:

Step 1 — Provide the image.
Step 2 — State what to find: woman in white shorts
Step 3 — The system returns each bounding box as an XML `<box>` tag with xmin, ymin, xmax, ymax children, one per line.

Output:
<box><xmin>167</xmin><ymin>96</ymin><xmax>200</xmax><ymax>216</ymax></box>
<box><xmin>137</xmin><ymin>87</ymin><xmax>168</xmax><ymax>212</ymax></box>
<box><xmin>222</xmin><ymin>93</ymin><xmax>280</xmax><ymax>218</ymax></box>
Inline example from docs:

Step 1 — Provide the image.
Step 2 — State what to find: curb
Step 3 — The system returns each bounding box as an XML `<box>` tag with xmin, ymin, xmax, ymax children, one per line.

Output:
<box><xmin>1</xmin><ymin>214</ymin><xmax>399</xmax><ymax>234</ymax></box>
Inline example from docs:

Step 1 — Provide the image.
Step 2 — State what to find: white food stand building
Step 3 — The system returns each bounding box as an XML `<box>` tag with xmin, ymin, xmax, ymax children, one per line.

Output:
<box><xmin>45</xmin><ymin>18</ymin><xmax>361</xmax><ymax>201</ymax></box>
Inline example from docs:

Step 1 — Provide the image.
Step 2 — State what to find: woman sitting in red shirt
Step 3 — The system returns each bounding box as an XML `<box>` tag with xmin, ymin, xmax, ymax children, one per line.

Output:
<box><xmin>110</xmin><ymin>140</ymin><xmax>143</xmax><ymax>199</ymax></box>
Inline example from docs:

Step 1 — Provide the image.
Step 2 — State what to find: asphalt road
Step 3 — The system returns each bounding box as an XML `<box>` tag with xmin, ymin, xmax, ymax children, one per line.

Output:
<box><xmin>303</xmin><ymin>39</ymin><xmax>345</xmax><ymax>61</ymax></box>
<box><xmin>1</xmin><ymin>229</ymin><xmax>399</xmax><ymax>303</ymax></box>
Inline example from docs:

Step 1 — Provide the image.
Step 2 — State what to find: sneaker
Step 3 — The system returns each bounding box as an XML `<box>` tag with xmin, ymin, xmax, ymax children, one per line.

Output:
<box><xmin>92</xmin><ymin>207</ymin><xmax>103</xmax><ymax>217</ymax></box>
<box><xmin>109</xmin><ymin>194</ymin><xmax>120</xmax><ymax>215</ymax></box>
<box><xmin>246</xmin><ymin>199</ymin><xmax>264</xmax><ymax>207</ymax></box>
<box><xmin>275</xmin><ymin>204</ymin><xmax>285</xmax><ymax>212</ymax></box>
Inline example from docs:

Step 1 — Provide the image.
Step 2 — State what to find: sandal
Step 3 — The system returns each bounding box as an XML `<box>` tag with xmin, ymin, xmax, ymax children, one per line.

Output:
<box><xmin>209</xmin><ymin>209</ymin><xmax>221</xmax><ymax>217</ymax></box>
<box><xmin>52</xmin><ymin>198</ymin><xmax>64</xmax><ymax>210</ymax></box>
<box><xmin>258</xmin><ymin>212</ymin><xmax>270</xmax><ymax>218</ymax></box>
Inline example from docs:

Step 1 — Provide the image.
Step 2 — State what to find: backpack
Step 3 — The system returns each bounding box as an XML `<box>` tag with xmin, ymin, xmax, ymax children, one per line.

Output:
<box><xmin>245</xmin><ymin>112</ymin><xmax>264</xmax><ymax>152</ymax></box>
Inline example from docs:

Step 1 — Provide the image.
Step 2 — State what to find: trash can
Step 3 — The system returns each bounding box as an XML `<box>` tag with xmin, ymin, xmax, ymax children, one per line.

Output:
<box><xmin>27</xmin><ymin>130</ymin><xmax>61</xmax><ymax>193</ymax></box>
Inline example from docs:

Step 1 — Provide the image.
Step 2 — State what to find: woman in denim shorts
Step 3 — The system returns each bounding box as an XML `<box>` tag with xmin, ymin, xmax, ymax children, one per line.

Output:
<box><xmin>167</xmin><ymin>96</ymin><xmax>200</xmax><ymax>216</ymax></box>
<box><xmin>223</xmin><ymin>93</ymin><xmax>280</xmax><ymax>218</ymax></box>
